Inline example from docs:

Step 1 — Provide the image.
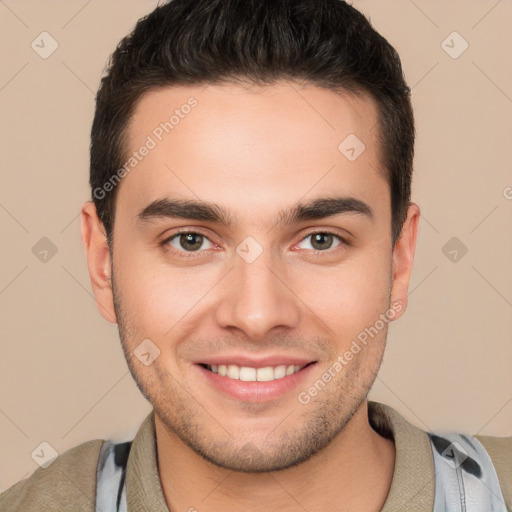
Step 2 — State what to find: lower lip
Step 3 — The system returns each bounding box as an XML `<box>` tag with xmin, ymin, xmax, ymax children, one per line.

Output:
<box><xmin>195</xmin><ymin>363</ymin><xmax>317</xmax><ymax>403</ymax></box>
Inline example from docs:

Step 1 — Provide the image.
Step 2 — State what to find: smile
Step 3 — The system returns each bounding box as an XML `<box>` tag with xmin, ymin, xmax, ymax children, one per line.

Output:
<box><xmin>195</xmin><ymin>358</ymin><xmax>318</xmax><ymax>402</ymax></box>
<box><xmin>201</xmin><ymin>363</ymin><xmax>312</xmax><ymax>382</ymax></box>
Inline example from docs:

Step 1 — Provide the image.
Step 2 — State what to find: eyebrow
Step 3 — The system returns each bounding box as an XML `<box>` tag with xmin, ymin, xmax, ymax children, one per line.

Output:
<box><xmin>137</xmin><ymin>195</ymin><xmax>373</xmax><ymax>227</ymax></box>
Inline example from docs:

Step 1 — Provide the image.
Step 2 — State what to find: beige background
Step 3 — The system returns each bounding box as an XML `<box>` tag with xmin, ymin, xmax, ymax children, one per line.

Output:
<box><xmin>1</xmin><ymin>0</ymin><xmax>511</xmax><ymax>491</ymax></box>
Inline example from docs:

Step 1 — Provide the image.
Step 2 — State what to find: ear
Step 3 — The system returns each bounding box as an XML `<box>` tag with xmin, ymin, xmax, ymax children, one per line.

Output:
<box><xmin>389</xmin><ymin>202</ymin><xmax>420</xmax><ymax>321</ymax></box>
<box><xmin>80</xmin><ymin>201</ymin><xmax>117</xmax><ymax>324</ymax></box>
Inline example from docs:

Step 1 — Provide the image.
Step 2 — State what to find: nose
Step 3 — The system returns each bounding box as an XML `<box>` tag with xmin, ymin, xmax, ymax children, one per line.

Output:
<box><xmin>214</xmin><ymin>248</ymin><xmax>301</xmax><ymax>341</ymax></box>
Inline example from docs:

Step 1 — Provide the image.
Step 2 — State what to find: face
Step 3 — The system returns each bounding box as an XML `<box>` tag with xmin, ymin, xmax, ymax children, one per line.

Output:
<box><xmin>83</xmin><ymin>81</ymin><xmax>418</xmax><ymax>472</ymax></box>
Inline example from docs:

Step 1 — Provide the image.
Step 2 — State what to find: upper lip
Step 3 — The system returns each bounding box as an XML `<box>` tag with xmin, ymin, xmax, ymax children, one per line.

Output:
<box><xmin>195</xmin><ymin>354</ymin><xmax>317</xmax><ymax>369</ymax></box>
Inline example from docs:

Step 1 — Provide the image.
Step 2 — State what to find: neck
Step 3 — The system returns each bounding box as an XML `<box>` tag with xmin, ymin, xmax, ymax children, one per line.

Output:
<box><xmin>155</xmin><ymin>400</ymin><xmax>395</xmax><ymax>512</ymax></box>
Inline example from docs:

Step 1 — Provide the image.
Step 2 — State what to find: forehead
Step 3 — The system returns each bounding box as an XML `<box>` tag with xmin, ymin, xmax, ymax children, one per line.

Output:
<box><xmin>126</xmin><ymin>81</ymin><xmax>379</xmax><ymax>153</ymax></box>
<box><xmin>117</xmin><ymin>81</ymin><xmax>387</xmax><ymax>226</ymax></box>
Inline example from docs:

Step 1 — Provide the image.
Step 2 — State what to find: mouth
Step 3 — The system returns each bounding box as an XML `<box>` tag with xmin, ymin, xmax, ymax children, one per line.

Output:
<box><xmin>198</xmin><ymin>362</ymin><xmax>316</xmax><ymax>382</ymax></box>
<box><xmin>195</xmin><ymin>361</ymin><xmax>318</xmax><ymax>403</ymax></box>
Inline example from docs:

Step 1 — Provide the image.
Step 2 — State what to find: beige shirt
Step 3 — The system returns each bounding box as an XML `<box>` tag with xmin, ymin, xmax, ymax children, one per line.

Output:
<box><xmin>1</xmin><ymin>401</ymin><xmax>510</xmax><ymax>511</ymax></box>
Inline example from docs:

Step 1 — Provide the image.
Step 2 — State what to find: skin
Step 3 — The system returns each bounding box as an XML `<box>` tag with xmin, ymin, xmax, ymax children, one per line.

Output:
<box><xmin>81</xmin><ymin>81</ymin><xmax>420</xmax><ymax>511</ymax></box>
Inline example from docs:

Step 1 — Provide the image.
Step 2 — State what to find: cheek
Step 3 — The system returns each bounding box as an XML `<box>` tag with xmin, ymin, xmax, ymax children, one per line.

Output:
<box><xmin>292</xmin><ymin>248</ymin><xmax>392</xmax><ymax>338</ymax></box>
<box><xmin>113</xmin><ymin>245</ymin><xmax>216</xmax><ymax>339</ymax></box>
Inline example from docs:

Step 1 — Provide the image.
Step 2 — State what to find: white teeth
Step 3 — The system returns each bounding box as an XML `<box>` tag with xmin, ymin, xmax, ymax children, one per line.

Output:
<box><xmin>273</xmin><ymin>365</ymin><xmax>286</xmax><ymax>379</ymax></box>
<box><xmin>207</xmin><ymin>363</ymin><xmax>307</xmax><ymax>381</ymax></box>
<box><xmin>256</xmin><ymin>366</ymin><xmax>274</xmax><ymax>382</ymax></box>
<box><xmin>239</xmin><ymin>367</ymin><xmax>257</xmax><ymax>381</ymax></box>
<box><xmin>227</xmin><ymin>365</ymin><xmax>240</xmax><ymax>379</ymax></box>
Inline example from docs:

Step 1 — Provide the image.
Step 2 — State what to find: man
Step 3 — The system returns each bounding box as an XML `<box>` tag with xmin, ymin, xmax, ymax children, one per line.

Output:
<box><xmin>1</xmin><ymin>0</ymin><xmax>510</xmax><ymax>511</ymax></box>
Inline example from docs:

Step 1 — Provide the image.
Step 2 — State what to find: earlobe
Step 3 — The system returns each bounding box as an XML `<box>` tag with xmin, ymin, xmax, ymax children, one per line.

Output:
<box><xmin>80</xmin><ymin>201</ymin><xmax>118</xmax><ymax>324</ymax></box>
<box><xmin>390</xmin><ymin>203</ymin><xmax>420</xmax><ymax>320</ymax></box>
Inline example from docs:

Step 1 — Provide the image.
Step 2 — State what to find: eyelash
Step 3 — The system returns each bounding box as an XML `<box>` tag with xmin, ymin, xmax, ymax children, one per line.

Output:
<box><xmin>159</xmin><ymin>229</ymin><xmax>349</xmax><ymax>258</ymax></box>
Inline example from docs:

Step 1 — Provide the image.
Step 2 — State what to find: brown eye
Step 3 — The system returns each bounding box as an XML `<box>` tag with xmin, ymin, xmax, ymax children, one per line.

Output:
<box><xmin>179</xmin><ymin>233</ymin><xmax>203</xmax><ymax>251</ymax></box>
<box><xmin>297</xmin><ymin>232</ymin><xmax>344</xmax><ymax>252</ymax></box>
<box><xmin>165</xmin><ymin>232</ymin><xmax>214</xmax><ymax>252</ymax></box>
<box><xmin>311</xmin><ymin>233</ymin><xmax>334</xmax><ymax>250</ymax></box>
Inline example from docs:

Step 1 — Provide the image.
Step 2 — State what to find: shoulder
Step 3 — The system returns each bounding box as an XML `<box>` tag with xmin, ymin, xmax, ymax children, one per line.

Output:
<box><xmin>475</xmin><ymin>434</ymin><xmax>512</xmax><ymax>508</ymax></box>
<box><xmin>0</xmin><ymin>439</ymin><xmax>104</xmax><ymax>512</ymax></box>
